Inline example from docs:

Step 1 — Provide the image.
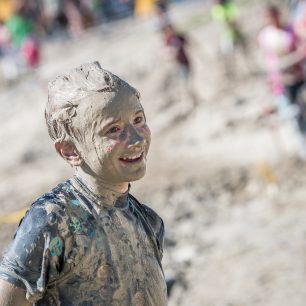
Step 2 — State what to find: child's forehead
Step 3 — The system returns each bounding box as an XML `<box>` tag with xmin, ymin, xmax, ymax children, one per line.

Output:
<box><xmin>79</xmin><ymin>90</ymin><xmax>144</xmax><ymax>120</ymax></box>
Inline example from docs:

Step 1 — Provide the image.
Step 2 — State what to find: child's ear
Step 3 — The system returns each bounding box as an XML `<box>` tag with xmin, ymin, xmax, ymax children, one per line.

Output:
<box><xmin>55</xmin><ymin>141</ymin><xmax>83</xmax><ymax>167</ymax></box>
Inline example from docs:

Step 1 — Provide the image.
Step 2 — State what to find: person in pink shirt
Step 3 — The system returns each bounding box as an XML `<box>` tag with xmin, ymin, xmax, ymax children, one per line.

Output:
<box><xmin>258</xmin><ymin>5</ymin><xmax>306</xmax><ymax>157</ymax></box>
<box><xmin>258</xmin><ymin>5</ymin><xmax>305</xmax><ymax>106</ymax></box>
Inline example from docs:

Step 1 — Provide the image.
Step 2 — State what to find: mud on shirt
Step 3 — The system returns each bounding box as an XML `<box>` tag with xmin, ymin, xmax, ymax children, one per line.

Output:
<box><xmin>0</xmin><ymin>178</ymin><xmax>167</xmax><ymax>306</ymax></box>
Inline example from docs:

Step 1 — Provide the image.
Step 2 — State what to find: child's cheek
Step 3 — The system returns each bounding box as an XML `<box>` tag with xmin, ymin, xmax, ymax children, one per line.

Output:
<box><xmin>105</xmin><ymin>140</ymin><xmax>119</xmax><ymax>154</ymax></box>
<box><xmin>106</xmin><ymin>146</ymin><xmax>113</xmax><ymax>153</ymax></box>
<box><xmin>140</xmin><ymin>125</ymin><xmax>151</xmax><ymax>141</ymax></box>
<box><xmin>139</xmin><ymin>124</ymin><xmax>151</xmax><ymax>135</ymax></box>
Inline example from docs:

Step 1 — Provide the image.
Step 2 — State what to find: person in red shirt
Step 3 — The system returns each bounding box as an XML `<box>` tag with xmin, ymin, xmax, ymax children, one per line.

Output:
<box><xmin>162</xmin><ymin>22</ymin><xmax>191</xmax><ymax>79</ymax></box>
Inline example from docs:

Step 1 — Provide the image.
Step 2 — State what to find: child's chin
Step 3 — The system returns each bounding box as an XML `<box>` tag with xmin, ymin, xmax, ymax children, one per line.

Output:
<box><xmin>127</xmin><ymin>168</ymin><xmax>146</xmax><ymax>182</ymax></box>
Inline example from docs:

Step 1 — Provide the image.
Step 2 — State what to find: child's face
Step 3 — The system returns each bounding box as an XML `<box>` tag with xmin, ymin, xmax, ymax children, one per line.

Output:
<box><xmin>74</xmin><ymin>88</ymin><xmax>151</xmax><ymax>185</ymax></box>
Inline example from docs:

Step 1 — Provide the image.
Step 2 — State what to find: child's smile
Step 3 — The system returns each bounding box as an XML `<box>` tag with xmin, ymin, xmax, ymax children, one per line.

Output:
<box><xmin>119</xmin><ymin>151</ymin><xmax>144</xmax><ymax>163</ymax></box>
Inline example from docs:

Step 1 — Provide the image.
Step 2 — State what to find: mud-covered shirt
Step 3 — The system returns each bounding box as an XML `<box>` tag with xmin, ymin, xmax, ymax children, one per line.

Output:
<box><xmin>0</xmin><ymin>178</ymin><xmax>167</xmax><ymax>306</ymax></box>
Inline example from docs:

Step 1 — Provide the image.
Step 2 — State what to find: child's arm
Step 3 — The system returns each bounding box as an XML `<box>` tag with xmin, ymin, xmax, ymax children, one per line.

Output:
<box><xmin>278</xmin><ymin>46</ymin><xmax>306</xmax><ymax>71</ymax></box>
<box><xmin>0</xmin><ymin>199</ymin><xmax>70</xmax><ymax>305</ymax></box>
<box><xmin>0</xmin><ymin>279</ymin><xmax>31</xmax><ymax>306</ymax></box>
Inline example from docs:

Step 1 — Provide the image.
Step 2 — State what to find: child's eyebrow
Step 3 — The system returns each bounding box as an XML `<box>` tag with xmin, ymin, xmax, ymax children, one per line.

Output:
<box><xmin>135</xmin><ymin>109</ymin><xmax>144</xmax><ymax>115</ymax></box>
<box><xmin>102</xmin><ymin>118</ymin><xmax>121</xmax><ymax>129</ymax></box>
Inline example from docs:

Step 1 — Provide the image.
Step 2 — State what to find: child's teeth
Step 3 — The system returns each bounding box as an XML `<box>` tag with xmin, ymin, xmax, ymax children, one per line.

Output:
<box><xmin>123</xmin><ymin>153</ymin><xmax>142</xmax><ymax>160</ymax></box>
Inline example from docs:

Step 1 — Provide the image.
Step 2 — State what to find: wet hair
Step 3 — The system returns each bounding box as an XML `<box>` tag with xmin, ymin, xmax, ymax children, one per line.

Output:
<box><xmin>45</xmin><ymin>61</ymin><xmax>140</xmax><ymax>143</ymax></box>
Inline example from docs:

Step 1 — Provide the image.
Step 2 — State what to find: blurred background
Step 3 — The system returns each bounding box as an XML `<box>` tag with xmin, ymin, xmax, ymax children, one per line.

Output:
<box><xmin>2</xmin><ymin>0</ymin><xmax>306</xmax><ymax>305</ymax></box>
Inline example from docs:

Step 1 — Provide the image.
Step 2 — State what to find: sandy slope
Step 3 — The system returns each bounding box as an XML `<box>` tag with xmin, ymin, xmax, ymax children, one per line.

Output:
<box><xmin>1</xmin><ymin>1</ymin><xmax>306</xmax><ymax>305</ymax></box>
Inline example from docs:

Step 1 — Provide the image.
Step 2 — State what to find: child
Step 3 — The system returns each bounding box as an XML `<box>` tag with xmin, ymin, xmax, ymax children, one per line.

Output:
<box><xmin>210</xmin><ymin>0</ymin><xmax>245</xmax><ymax>56</ymax></box>
<box><xmin>161</xmin><ymin>22</ymin><xmax>190</xmax><ymax>79</ymax></box>
<box><xmin>257</xmin><ymin>5</ymin><xmax>305</xmax><ymax>106</ymax></box>
<box><xmin>0</xmin><ymin>62</ymin><xmax>167</xmax><ymax>305</ymax></box>
<box><xmin>258</xmin><ymin>5</ymin><xmax>306</xmax><ymax>158</ymax></box>
<box><xmin>210</xmin><ymin>0</ymin><xmax>248</xmax><ymax>77</ymax></box>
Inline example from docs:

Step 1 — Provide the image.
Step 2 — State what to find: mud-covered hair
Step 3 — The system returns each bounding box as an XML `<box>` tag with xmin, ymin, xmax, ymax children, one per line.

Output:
<box><xmin>45</xmin><ymin>61</ymin><xmax>140</xmax><ymax>143</ymax></box>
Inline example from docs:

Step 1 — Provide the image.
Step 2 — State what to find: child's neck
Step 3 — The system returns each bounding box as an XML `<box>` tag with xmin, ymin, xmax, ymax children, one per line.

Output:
<box><xmin>74</xmin><ymin>168</ymin><xmax>129</xmax><ymax>203</ymax></box>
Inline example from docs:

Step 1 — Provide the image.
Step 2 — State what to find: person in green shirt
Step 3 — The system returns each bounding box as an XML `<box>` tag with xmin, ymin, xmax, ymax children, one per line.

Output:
<box><xmin>5</xmin><ymin>14</ymin><xmax>33</xmax><ymax>48</ymax></box>
<box><xmin>211</xmin><ymin>0</ymin><xmax>247</xmax><ymax>76</ymax></box>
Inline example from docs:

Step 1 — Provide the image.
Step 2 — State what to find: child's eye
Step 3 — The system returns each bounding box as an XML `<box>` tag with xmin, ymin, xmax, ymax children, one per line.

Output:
<box><xmin>134</xmin><ymin>116</ymin><xmax>144</xmax><ymax>124</ymax></box>
<box><xmin>107</xmin><ymin>126</ymin><xmax>120</xmax><ymax>134</ymax></box>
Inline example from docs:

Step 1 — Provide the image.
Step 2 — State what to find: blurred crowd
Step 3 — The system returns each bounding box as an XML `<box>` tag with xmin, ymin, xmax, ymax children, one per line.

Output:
<box><xmin>4</xmin><ymin>0</ymin><xmax>306</xmax><ymax>160</ymax></box>
<box><xmin>160</xmin><ymin>0</ymin><xmax>306</xmax><ymax>160</ymax></box>
<box><xmin>0</xmin><ymin>0</ymin><xmax>173</xmax><ymax>82</ymax></box>
<box><xmin>0</xmin><ymin>0</ymin><xmax>138</xmax><ymax>81</ymax></box>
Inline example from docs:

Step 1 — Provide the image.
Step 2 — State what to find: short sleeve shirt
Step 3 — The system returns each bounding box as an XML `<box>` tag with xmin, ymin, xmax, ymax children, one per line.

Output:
<box><xmin>0</xmin><ymin>178</ymin><xmax>167</xmax><ymax>306</ymax></box>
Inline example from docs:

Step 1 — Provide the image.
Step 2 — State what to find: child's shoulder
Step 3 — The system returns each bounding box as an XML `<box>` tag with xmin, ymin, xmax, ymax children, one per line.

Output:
<box><xmin>16</xmin><ymin>180</ymin><xmax>79</xmax><ymax>237</ymax></box>
<box><xmin>129</xmin><ymin>194</ymin><xmax>165</xmax><ymax>256</ymax></box>
<box><xmin>137</xmin><ymin>202</ymin><xmax>164</xmax><ymax>230</ymax></box>
<box><xmin>129</xmin><ymin>194</ymin><xmax>165</xmax><ymax>260</ymax></box>
<box><xmin>130</xmin><ymin>194</ymin><xmax>164</xmax><ymax>228</ymax></box>
<box><xmin>25</xmin><ymin>180</ymin><xmax>69</xmax><ymax>213</ymax></box>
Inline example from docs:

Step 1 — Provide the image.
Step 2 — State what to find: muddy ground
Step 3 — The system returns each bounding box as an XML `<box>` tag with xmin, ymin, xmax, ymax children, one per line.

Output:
<box><xmin>1</xmin><ymin>1</ymin><xmax>306</xmax><ymax>305</ymax></box>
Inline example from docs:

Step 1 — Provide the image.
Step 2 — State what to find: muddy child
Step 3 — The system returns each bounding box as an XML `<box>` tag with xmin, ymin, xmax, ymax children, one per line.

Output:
<box><xmin>0</xmin><ymin>62</ymin><xmax>167</xmax><ymax>305</ymax></box>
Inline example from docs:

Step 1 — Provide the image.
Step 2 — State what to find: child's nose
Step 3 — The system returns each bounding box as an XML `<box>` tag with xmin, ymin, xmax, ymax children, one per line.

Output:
<box><xmin>128</xmin><ymin>140</ymin><xmax>143</xmax><ymax>148</ymax></box>
<box><xmin>127</xmin><ymin>126</ymin><xmax>145</xmax><ymax>148</ymax></box>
